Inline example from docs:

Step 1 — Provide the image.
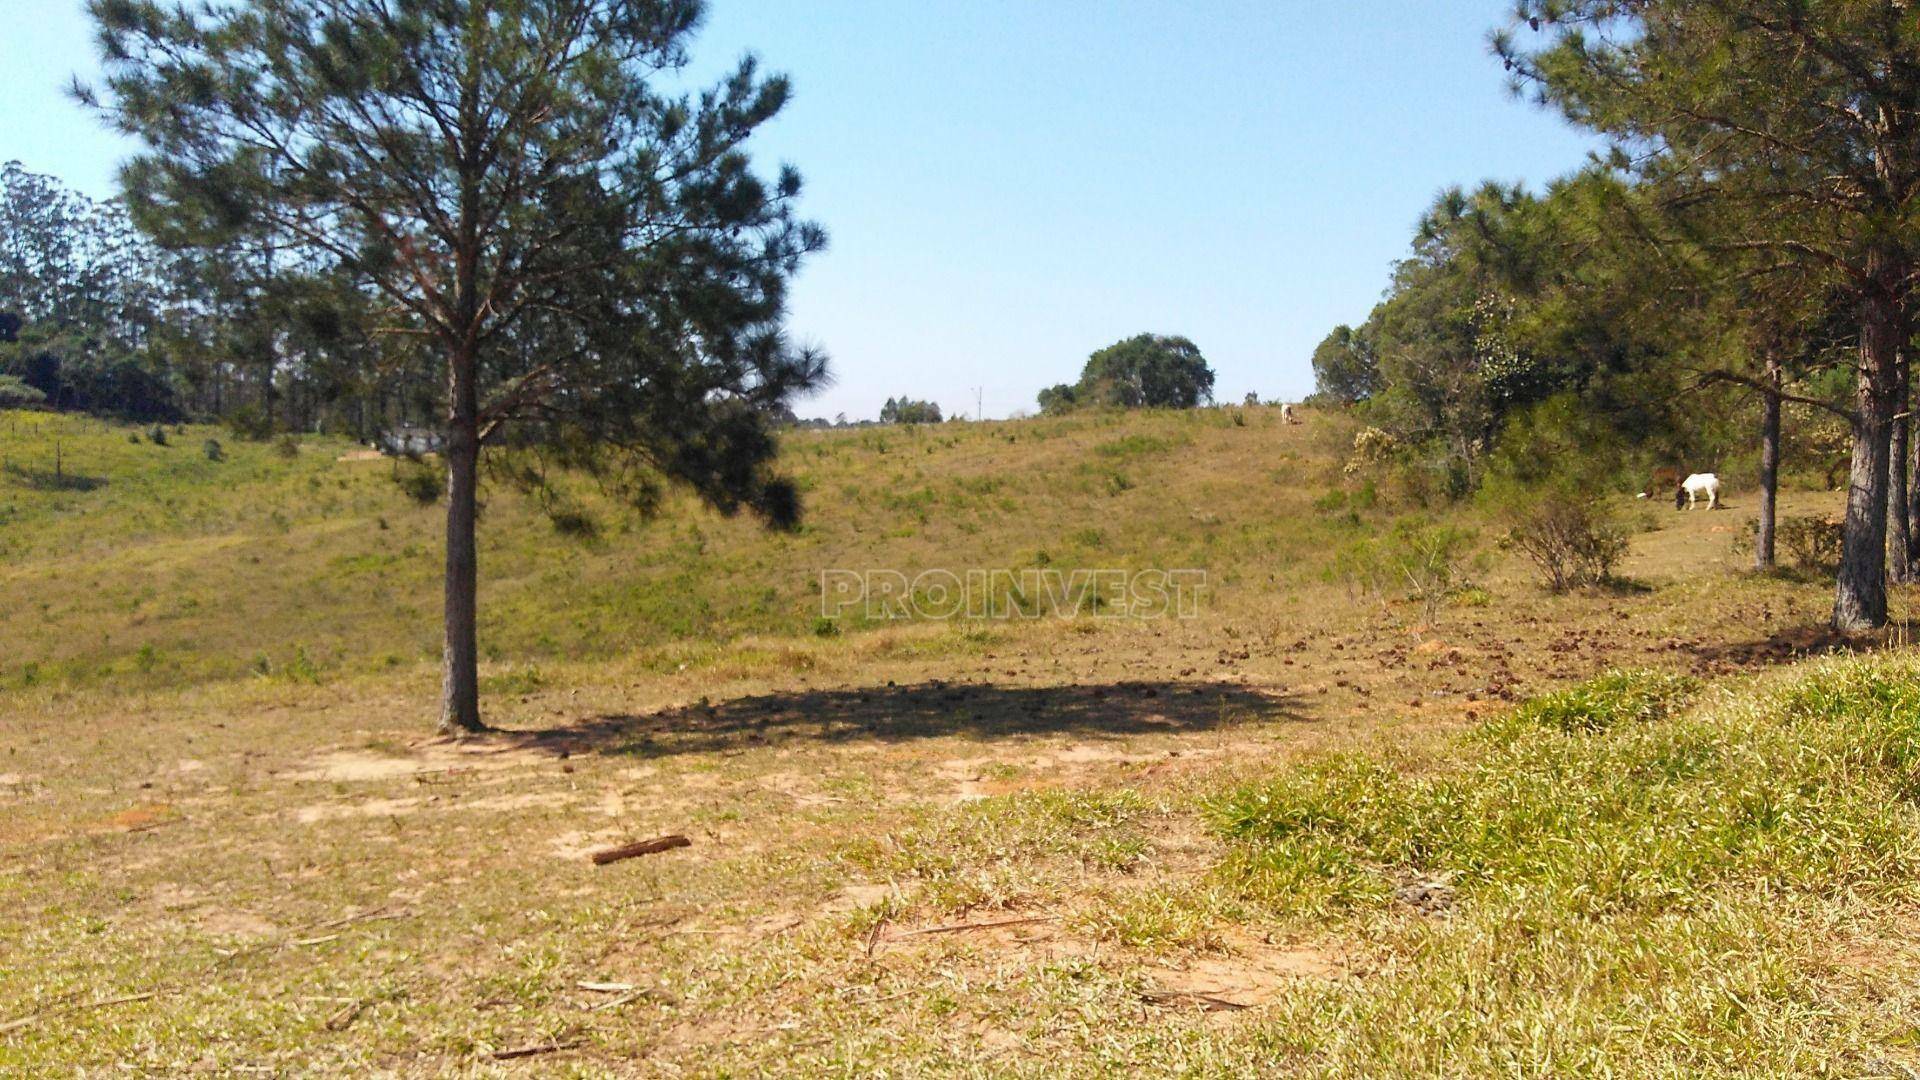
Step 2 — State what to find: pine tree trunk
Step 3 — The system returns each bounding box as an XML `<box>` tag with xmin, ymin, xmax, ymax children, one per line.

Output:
<box><xmin>1832</xmin><ymin>263</ymin><xmax>1903</xmax><ymax>633</ymax></box>
<box><xmin>439</xmin><ymin>349</ymin><xmax>484</xmax><ymax>735</ymax></box>
<box><xmin>1910</xmin><ymin>386</ymin><xmax>1920</xmax><ymax>573</ymax></box>
<box><xmin>1890</xmin><ymin>354</ymin><xmax>1913</xmax><ymax>584</ymax></box>
<box><xmin>1756</xmin><ymin>357</ymin><xmax>1781</xmax><ymax>572</ymax></box>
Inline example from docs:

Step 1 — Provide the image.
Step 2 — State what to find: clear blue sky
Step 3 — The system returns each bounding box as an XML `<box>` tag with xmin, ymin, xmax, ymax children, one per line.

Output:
<box><xmin>2</xmin><ymin>1</ymin><xmax>1596</xmax><ymax>421</ymax></box>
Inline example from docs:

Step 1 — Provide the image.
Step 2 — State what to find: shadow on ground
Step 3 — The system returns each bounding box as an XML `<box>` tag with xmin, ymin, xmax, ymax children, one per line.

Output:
<box><xmin>1684</xmin><ymin>621</ymin><xmax>1920</xmax><ymax>670</ymax></box>
<box><xmin>491</xmin><ymin>679</ymin><xmax>1310</xmax><ymax>758</ymax></box>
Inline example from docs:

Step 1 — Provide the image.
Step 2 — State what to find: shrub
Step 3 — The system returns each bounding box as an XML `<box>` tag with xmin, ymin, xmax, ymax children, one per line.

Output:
<box><xmin>548</xmin><ymin>507</ymin><xmax>598</xmax><ymax>539</ymax></box>
<box><xmin>273</xmin><ymin>435</ymin><xmax>301</xmax><ymax>460</ymax></box>
<box><xmin>202</xmin><ymin>439</ymin><xmax>224</xmax><ymax>462</ymax></box>
<box><xmin>147</xmin><ymin>424</ymin><xmax>168</xmax><ymax>446</ymax></box>
<box><xmin>225</xmin><ymin>405</ymin><xmax>274</xmax><ymax>441</ymax></box>
<box><xmin>1734</xmin><ymin>515</ymin><xmax>1844</xmax><ymax>573</ymax></box>
<box><xmin>0</xmin><ymin>375</ymin><xmax>46</xmax><ymax>409</ymax></box>
<box><xmin>1332</xmin><ymin>517</ymin><xmax>1479</xmax><ymax>625</ymax></box>
<box><xmin>1496</xmin><ymin>487</ymin><xmax>1628</xmax><ymax>592</ymax></box>
<box><xmin>392</xmin><ymin>460</ymin><xmax>445</xmax><ymax>504</ymax></box>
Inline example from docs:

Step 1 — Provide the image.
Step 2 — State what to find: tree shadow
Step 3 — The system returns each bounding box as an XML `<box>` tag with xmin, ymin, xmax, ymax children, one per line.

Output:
<box><xmin>494</xmin><ymin>679</ymin><xmax>1311</xmax><ymax>759</ymax></box>
<box><xmin>2</xmin><ymin>462</ymin><xmax>107</xmax><ymax>492</ymax></box>
<box><xmin>1683</xmin><ymin>621</ymin><xmax>1920</xmax><ymax>669</ymax></box>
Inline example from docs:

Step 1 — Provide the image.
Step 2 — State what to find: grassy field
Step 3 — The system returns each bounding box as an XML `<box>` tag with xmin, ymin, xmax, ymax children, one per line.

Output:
<box><xmin>5</xmin><ymin>405</ymin><xmax>1919</xmax><ymax>1075</ymax></box>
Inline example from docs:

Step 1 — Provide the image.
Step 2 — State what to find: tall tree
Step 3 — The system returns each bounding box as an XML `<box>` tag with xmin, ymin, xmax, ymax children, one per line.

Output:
<box><xmin>1308</xmin><ymin>323</ymin><xmax>1377</xmax><ymax>405</ymax></box>
<box><xmin>86</xmin><ymin>0</ymin><xmax>827</xmax><ymax>732</ymax></box>
<box><xmin>1066</xmin><ymin>333</ymin><xmax>1215</xmax><ymax>410</ymax></box>
<box><xmin>1502</xmin><ymin>1</ymin><xmax>1920</xmax><ymax>631</ymax></box>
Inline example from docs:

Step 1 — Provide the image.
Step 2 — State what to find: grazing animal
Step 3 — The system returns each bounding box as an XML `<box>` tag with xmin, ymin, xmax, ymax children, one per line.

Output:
<box><xmin>1637</xmin><ymin>466</ymin><xmax>1684</xmax><ymax>500</ymax></box>
<box><xmin>1279</xmin><ymin>403</ymin><xmax>1299</xmax><ymax>425</ymax></box>
<box><xmin>1677</xmin><ymin>472</ymin><xmax>1720</xmax><ymax>510</ymax></box>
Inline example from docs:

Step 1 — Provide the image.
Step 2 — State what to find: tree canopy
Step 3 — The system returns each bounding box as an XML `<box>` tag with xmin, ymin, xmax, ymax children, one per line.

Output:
<box><xmin>879</xmin><ymin>396</ymin><xmax>942</xmax><ymax>424</ymax></box>
<box><xmin>1039</xmin><ymin>333</ymin><xmax>1215</xmax><ymax>414</ymax></box>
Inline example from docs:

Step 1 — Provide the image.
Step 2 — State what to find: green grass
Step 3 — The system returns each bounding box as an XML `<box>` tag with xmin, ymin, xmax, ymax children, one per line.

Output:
<box><xmin>1203</xmin><ymin>659</ymin><xmax>1920</xmax><ymax>1075</ymax></box>
<box><xmin>0</xmin><ymin>406</ymin><xmax>1341</xmax><ymax>692</ymax></box>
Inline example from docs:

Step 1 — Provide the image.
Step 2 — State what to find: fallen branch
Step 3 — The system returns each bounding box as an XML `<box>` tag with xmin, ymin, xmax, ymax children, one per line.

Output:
<box><xmin>316</xmin><ymin>905</ymin><xmax>413</xmax><ymax>930</ymax></box>
<box><xmin>898</xmin><ymin>915</ymin><xmax>1057</xmax><ymax>937</ymax></box>
<box><xmin>491</xmin><ymin>1041</ymin><xmax>580</xmax><ymax>1061</ymax></box>
<box><xmin>589</xmin><ymin>835</ymin><xmax>691</xmax><ymax>865</ymax></box>
<box><xmin>324</xmin><ymin>1000</ymin><xmax>366</xmax><ymax>1032</ymax></box>
<box><xmin>576</xmin><ymin>981</ymin><xmax>636</xmax><ymax>994</ymax></box>
<box><xmin>1140</xmin><ymin>988</ymin><xmax>1249</xmax><ymax>1012</ymax></box>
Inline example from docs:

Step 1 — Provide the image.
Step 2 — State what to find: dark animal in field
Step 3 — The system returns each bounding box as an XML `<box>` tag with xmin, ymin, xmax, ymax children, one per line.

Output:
<box><xmin>1638</xmin><ymin>466</ymin><xmax>1684</xmax><ymax>500</ymax></box>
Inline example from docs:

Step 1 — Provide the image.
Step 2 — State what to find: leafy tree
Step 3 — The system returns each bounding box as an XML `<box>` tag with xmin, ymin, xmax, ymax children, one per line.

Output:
<box><xmin>1039</xmin><ymin>333</ymin><xmax>1214</xmax><ymax>412</ymax></box>
<box><xmin>1501</xmin><ymin>0</ymin><xmax>1920</xmax><ymax>629</ymax></box>
<box><xmin>87</xmin><ymin>0</ymin><xmax>828</xmax><ymax>732</ymax></box>
<box><xmin>1036</xmin><ymin>382</ymin><xmax>1078</xmax><ymax>416</ymax></box>
<box><xmin>1309</xmin><ymin>324</ymin><xmax>1375</xmax><ymax>404</ymax></box>
<box><xmin>879</xmin><ymin>396</ymin><xmax>942</xmax><ymax>424</ymax></box>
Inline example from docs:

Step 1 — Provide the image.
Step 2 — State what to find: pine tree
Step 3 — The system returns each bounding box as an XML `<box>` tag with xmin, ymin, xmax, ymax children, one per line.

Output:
<box><xmin>84</xmin><ymin>0</ymin><xmax>827</xmax><ymax>731</ymax></box>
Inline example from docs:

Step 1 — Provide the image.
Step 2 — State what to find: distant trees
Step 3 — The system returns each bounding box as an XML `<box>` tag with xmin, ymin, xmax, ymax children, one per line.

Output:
<box><xmin>880</xmin><ymin>396</ymin><xmax>943</xmax><ymax>424</ymax></box>
<box><xmin>0</xmin><ymin>162</ymin><xmax>181</xmax><ymax>420</ymax></box>
<box><xmin>0</xmin><ymin>160</ymin><xmax>423</xmax><ymax>433</ymax></box>
<box><xmin>1039</xmin><ymin>333</ymin><xmax>1215</xmax><ymax>414</ymax></box>
<box><xmin>88</xmin><ymin>0</ymin><xmax>827</xmax><ymax>732</ymax></box>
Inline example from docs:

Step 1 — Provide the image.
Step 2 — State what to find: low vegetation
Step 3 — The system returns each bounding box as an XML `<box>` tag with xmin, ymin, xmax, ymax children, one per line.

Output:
<box><xmin>5</xmin><ymin>405</ymin><xmax>1918</xmax><ymax>1074</ymax></box>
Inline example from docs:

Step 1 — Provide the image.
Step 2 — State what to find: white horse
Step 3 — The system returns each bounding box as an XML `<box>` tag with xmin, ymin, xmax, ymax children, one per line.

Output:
<box><xmin>1677</xmin><ymin>473</ymin><xmax>1720</xmax><ymax>510</ymax></box>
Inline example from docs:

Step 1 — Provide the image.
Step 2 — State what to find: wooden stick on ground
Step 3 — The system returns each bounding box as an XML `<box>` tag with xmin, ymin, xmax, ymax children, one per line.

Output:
<box><xmin>898</xmin><ymin>915</ymin><xmax>1057</xmax><ymax>937</ymax></box>
<box><xmin>589</xmin><ymin>835</ymin><xmax>691</xmax><ymax>865</ymax></box>
<box><xmin>491</xmin><ymin>1041</ymin><xmax>580</xmax><ymax>1061</ymax></box>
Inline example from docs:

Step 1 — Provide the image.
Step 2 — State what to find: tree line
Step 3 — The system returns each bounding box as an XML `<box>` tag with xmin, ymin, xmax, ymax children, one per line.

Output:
<box><xmin>1312</xmin><ymin>2</ymin><xmax>1920</xmax><ymax>633</ymax></box>
<box><xmin>0</xmin><ymin>160</ymin><xmax>439</xmax><ymax>435</ymax></box>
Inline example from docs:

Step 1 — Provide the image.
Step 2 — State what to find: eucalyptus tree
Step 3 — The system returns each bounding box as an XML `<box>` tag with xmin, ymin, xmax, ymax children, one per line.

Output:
<box><xmin>1500</xmin><ymin>1</ymin><xmax>1920</xmax><ymax>630</ymax></box>
<box><xmin>85</xmin><ymin>0</ymin><xmax>827</xmax><ymax>732</ymax></box>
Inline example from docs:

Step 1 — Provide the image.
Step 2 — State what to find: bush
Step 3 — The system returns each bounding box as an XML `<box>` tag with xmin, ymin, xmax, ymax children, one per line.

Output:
<box><xmin>1496</xmin><ymin>487</ymin><xmax>1628</xmax><ymax>592</ymax></box>
<box><xmin>202</xmin><ymin>438</ymin><xmax>224</xmax><ymax>462</ymax></box>
<box><xmin>1734</xmin><ymin>514</ymin><xmax>1843</xmax><ymax>573</ymax></box>
<box><xmin>1332</xmin><ymin>517</ymin><xmax>1479</xmax><ymax>625</ymax></box>
<box><xmin>225</xmin><ymin>405</ymin><xmax>274</xmax><ymax>441</ymax></box>
<box><xmin>392</xmin><ymin>459</ymin><xmax>445</xmax><ymax>504</ymax></box>
<box><xmin>273</xmin><ymin>435</ymin><xmax>301</xmax><ymax>460</ymax></box>
<box><xmin>548</xmin><ymin>507</ymin><xmax>598</xmax><ymax>539</ymax></box>
<box><xmin>147</xmin><ymin>424</ymin><xmax>168</xmax><ymax>446</ymax></box>
<box><xmin>0</xmin><ymin>375</ymin><xmax>46</xmax><ymax>410</ymax></box>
